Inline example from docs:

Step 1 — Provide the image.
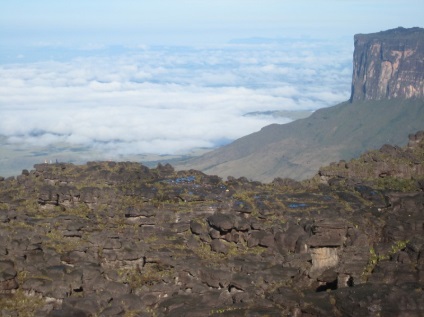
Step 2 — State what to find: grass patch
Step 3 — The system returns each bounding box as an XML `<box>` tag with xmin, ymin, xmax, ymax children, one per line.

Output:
<box><xmin>119</xmin><ymin>263</ymin><xmax>174</xmax><ymax>289</ymax></box>
<box><xmin>0</xmin><ymin>290</ymin><xmax>45</xmax><ymax>317</ymax></box>
<box><xmin>362</xmin><ymin>240</ymin><xmax>409</xmax><ymax>281</ymax></box>
<box><xmin>374</xmin><ymin>177</ymin><xmax>418</xmax><ymax>192</ymax></box>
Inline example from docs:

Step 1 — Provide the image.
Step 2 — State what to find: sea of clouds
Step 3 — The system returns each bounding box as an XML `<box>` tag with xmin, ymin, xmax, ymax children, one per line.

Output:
<box><xmin>0</xmin><ymin>39</ymin><xmax>352</xmax><ymax>158</ymax></box>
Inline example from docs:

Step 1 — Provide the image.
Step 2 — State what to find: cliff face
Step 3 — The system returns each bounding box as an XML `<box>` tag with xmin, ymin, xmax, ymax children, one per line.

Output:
<box><xmin>176</xmin><ymin>27</ymin><xmax>424</xmax><ymax>182</ymax></box>
<box><xmin>350</xmin><ymin>27</ymin><xmax>424</xmax><ymax>102</ymax></box>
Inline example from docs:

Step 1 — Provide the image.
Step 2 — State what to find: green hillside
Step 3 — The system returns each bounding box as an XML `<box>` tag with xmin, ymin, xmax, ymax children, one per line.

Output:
<box><xmin>176</xmin><ymin>99</ymin><xmax>424</xmax><ymax>181</ymax></box>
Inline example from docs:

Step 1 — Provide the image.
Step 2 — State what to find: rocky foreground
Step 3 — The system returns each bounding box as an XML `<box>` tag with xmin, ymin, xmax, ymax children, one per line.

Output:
<box><xmin>0</xmin><ymin>132</ymin><xmax>423</xmax><ymax>316</ymax></box>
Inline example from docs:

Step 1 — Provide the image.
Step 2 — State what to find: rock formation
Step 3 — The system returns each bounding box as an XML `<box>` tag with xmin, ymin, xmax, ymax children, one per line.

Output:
<box><xmin>350</xmin><ymin>27</ymin><xmax>424</xmax><ymax>101</ymax></box>
<box><xmin>176</xmin><ymin>27</ymin><xmax>424</xmax><ymax>182</ymax></box>
<box><xmin>0</xmin><ymin>131</ymin><xmax>423</xmax><ymax>316</ymax></box>
<box><xmin>318</xmin><ymin>130</ymin><xmax>424</xmax><ymax>182</ymax></box>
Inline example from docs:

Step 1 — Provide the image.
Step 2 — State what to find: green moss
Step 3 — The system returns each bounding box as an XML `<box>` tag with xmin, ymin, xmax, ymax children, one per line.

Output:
<box><xmin>209</xmin><ymin>307</ymin><xmax>243</xmax><ymax>316</ymax></box>
<box><xmin>374</xmin><ymin>177</ymin><xmax>418</xmax><ymax>192</ymax></box>
<box><xmin>362</xmin><ymin>240</ymin><xmax>409</xmax><ymax>281</ymax></box>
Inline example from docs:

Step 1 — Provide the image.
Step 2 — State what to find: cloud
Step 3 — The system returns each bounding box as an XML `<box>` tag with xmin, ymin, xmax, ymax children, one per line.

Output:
<box><xmin>0</xmin><ymin>40</ymin><xmax>352</xmax><ymax>158</ymax></box>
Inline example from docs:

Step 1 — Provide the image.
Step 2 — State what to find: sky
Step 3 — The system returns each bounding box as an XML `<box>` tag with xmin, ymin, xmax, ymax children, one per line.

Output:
<box><xmin>1</xmin><ymin>0</ymin><xmax>423</xmax><ymax>46</ymax></box>
<box><xmin>0</xmin><ymin>1</ymin><xmax>423</xmax><ymax>163</ymax></box>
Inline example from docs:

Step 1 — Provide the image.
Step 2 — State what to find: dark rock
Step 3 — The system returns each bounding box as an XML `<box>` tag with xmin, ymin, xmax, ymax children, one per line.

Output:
<box><xmin>98</xmin><ymin>305</ymin><xmax>125</xmax><ymax>317</ymax></box>
<box><xmin>210</xmin><ymin>239</ymin><xmax>229</xmax><ymax>254</ymax></box>
<box><xmin>114</xmin><ymin>294</ymin><xmax>143</xmax><ymax>312</ymax></box>
<box><xmin>269</xmin><ymin>287</ymin><xmax>301</xmax><ymax>311</ymax></box>
<box><xmin>0</xmin><ymin>127</ymin><xmax>424</xmax><ymax>315</ymax></box>
<box><xmin>22</xmin><ymin>278</ymin><xmax>54</xmax><ymax>297</ymax></box>
<box><xmin>354</xmin><ymin>184</ymin><xmax>387</xmax><ymax>207</ymax></box>
<box><xmin>308</xmin><ymin>219</ymin><xmax>348</xmax><ymax>247</ymax></box>
<box><xmin>190</xmin><ymin>220</ymin><xmax>204</xmax><ymax>235</ymax></box>
<box><xmin>246</xmin><ymin>231</ymin><xmax>260</xmax><ymax>248</ymax></box>
<box><xmin>48</xmin><ymin>308</ymin><xmax>90</xmax><ymax>317</ymax></box>
<box><xmin>125</xmin><ymin>206</ymin><xmax>156</xmax><ymax>218</ymax></box>
<box><xmin>334</xmin><ymin>283</ymin><xmax>424</xmax><ymax>316</ymax></box>
<box><xmin>274</xmin><ymin>223</ymin><xmax>307</xmax><ymax>253</ymax></box>
<box><xmin>234</xmin><ymin>217</ymin><xmax>251</xmax><ymax>231</ymax></box>
<box><xmin>259</xmin><ymin>233</ymin><xmax>275</xmax><ymax>248</ymax></box>
<box><xmin>61</xmin><ymin>296</ymin><xmax>102</xmax><ymax>316</ymax></box>
<box><xmin>207</xmin><ymin>213</ymin><xmax>235</xmax><ymax>232</ymax></box>
<box><xmin>0</xmin><ymin>260</ymin><xmax>18</xmax><ymax>291</ymax></box>
<box><xmin>209</xmin><ymin>228</ymin><xmax>221</xmax><ymax>239</ymax></box>
<box><xmin>199</xmin><ymin>267</ymin><xmax>232</xmax><ymax>289</ymax></box>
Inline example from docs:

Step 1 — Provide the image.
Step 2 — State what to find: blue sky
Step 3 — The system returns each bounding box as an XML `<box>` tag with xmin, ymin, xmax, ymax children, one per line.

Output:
<box><xmin>1</xmin><ymin>0</ymin><xmax>423</xmax><ymax>46</ymax></box>
<box><xmin>0</xmin><ymin>0</ymin><xmax>423</xmax><ymax>170</ymax></box>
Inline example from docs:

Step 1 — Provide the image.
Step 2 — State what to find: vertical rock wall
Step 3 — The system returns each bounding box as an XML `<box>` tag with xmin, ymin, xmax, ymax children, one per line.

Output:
<box><xmin>350</xmin><ymin>27</ymin><xmax>424</xmax><ymax>102</ymax></box>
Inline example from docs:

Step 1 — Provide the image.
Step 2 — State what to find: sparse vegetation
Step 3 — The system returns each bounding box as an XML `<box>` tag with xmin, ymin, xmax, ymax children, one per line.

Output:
<box><xmin>0</xmin><ymin>290</ymin><xmax>45</xmax><ymax>317</ymax></box>
<box><xmin>374</xmin><ymin>177</ymin><xmax>418</xmax><ymax>192</ymax></box>
<box><xmin>362</xmin><ymin>240</ymin><xmax>410</xmax><ymax>281</ymax></box>
<box><xmin>0</xmin><ymin>129</ymin><xmax>422</xmax><ymax>315</ymax></box>
<box><xmin>119</xmin><ymin>263</ymin><xmax>174</xmax><ymax>290</ymax></box>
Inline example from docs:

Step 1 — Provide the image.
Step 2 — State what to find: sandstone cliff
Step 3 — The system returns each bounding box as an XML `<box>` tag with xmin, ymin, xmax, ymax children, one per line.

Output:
<box><xmin>350</xmin><ymin>27</ymin><xmax>424</xmax><ymax>101</ymax></box>
<box><xmin>176</xmin><ymin>27</ymin><xmax>424</xmax><ymax>182</ymax></box>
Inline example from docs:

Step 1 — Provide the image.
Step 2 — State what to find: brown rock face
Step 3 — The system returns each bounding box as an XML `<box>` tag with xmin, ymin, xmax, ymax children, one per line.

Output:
<box><xmin>350</xmin><ymin>27</ymin><xmax>424</xmax><ymax>102</ymax></box>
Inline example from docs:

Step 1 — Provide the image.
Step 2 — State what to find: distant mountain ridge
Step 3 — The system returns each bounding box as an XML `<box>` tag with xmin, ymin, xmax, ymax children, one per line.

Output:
<box><xmin>175</xmin><ymin>27</ymin><xmax>424</xmax><ymax>181</ymax></box>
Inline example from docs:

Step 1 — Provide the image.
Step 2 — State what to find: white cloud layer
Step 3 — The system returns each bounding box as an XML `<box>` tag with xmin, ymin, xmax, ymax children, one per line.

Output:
<box><xmin>0</xmin><ymin>40</ymin><xmax>352</xmax><ymax>158</ymax></box>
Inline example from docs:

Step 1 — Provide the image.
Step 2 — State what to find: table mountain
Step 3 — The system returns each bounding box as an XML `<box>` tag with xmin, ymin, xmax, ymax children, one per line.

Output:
<box><xmin>351</xmin><ymin>27</ymin><xmax>424</xmax><ymax>101</ymax></box>
<box><xmin>176</xmin><ymin>27</ymin><xmax>424</xmax><ymax>182</ymax></box>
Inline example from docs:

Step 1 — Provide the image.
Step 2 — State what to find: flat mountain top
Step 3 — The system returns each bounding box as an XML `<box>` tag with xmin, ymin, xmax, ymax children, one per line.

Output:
<box><xmin>354</xmin><ymin>26</ymin><xmax>424</xmax><ymax>40</ymax></box>
<box><xmin>177</xmin><ymin>27</ymin><xmax>424</xmax><ymax>181</ymax></box>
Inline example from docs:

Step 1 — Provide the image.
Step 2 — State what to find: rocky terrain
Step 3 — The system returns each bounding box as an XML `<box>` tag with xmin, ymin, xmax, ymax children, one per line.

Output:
<box><xmin>176</xmin><ymin>27</ymin><xmax>424</xmax><ymax>182</ymax></box>
<box><xmin>0</xmin><ymin>130</ymin><xmax>423</xmax><ymax>316</ymax></box>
